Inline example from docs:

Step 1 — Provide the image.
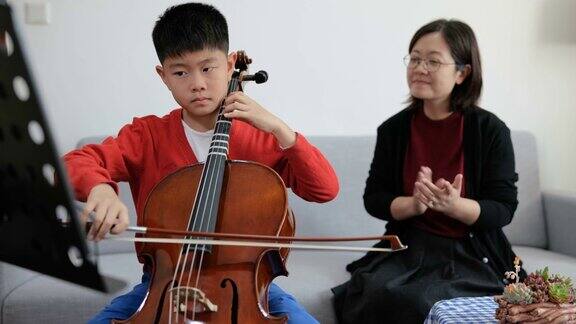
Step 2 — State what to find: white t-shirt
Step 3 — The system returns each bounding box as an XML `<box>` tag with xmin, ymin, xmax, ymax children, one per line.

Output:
<box><xmin>182</xmin><ymin>120</ymin><xmax>213</xmax><ymax>163</ymax></box>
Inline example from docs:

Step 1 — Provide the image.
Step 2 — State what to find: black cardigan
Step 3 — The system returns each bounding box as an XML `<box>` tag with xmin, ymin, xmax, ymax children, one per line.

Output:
<box><xmin>349</xmin><ymin>106</ymin><xmax>525</xmax><ymax>280</ymax></box>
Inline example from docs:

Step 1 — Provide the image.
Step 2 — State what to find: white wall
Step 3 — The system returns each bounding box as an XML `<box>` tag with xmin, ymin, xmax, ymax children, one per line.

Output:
<box><xmin>6</xmin><ymin>0</ymin><xmax>576</xmax><ymax>192</ymax></box>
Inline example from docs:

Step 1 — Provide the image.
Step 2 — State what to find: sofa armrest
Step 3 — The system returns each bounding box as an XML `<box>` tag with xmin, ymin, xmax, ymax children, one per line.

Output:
<box><xmin>542</xmin><ymin>190</ymin><xmax>576</xmax><ymax>258</ymax></box>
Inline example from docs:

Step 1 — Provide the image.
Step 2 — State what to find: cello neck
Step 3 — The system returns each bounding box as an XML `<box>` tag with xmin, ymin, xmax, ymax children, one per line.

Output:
<box><xmin>186</xmin><ymin>76</ymin><xmax>240</xmax><ymax>249</ymax></box>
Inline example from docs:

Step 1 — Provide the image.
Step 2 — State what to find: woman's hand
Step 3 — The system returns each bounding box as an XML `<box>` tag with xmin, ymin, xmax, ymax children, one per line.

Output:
<box><xmin>412</xmin><ymin>166</ymin><xmax>433</xmax><ymax>215</ymax></box>
<box><xmin>416</xmin><ymin>174</ymin><xmax>463</xmax><ymax>216</ymax></box>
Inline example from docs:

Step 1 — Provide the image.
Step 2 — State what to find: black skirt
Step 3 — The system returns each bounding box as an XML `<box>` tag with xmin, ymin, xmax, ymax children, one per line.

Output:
<box><xmin>332</xmin><ymin>226</ymin><xmax>505</xmax><ymax>324</ymax></box>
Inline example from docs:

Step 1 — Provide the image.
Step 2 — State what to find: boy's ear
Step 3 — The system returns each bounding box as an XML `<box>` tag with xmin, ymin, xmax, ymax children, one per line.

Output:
<box><xmin>155</xmin><ymin>65</ymin><xmax>170</xmax><ymax>88</ymax></box>
<box><xmin>227</xmin><ymin>52</ymin><xmax>237</xmax><ymax>78</ymax></box>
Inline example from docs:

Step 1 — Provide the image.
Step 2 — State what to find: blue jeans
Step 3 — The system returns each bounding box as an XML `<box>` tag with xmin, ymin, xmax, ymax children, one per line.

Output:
<box><xmin>89</xmin><ymin>272</ymin><xmax>318</xmax><ymax>324</ymax></box>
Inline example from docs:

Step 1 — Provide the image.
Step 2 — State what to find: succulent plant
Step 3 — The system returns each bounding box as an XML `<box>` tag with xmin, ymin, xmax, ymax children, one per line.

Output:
<box><xmin>525</xmin><ymin>272</ymin><xmax>549</xmax><ymax>303</ymax></box>
<box><xmin>535</xmin><ymin>267</ymin><xmax>550</xmax><ymax>282</ymax></box>
<box><xmin>548</xmin><ymin>281</ymin><xmax>575</xmax><ymax>304</ymax></box>
<box><xmin>503</xmin><ymin>283</ymin><xmax>534</xmax><ymax>305</ymax></box>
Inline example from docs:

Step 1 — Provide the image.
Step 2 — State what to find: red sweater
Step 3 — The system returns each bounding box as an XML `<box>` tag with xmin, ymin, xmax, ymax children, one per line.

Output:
<box><xmin>403</xmin><ymin>107</ymin><xmax>468</xmax><ymax>238</ymax></box>
<box><xmin>64</xmin><ymin>108</ymin><xmax>339</xmax><ymax>228</ymax></box>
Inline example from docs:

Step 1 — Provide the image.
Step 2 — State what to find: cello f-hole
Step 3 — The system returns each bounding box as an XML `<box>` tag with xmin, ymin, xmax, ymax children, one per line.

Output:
<box><xmin>220</xmin><ymin>278</ymin><xmax>239</xmax><ymax>324</ymax></box>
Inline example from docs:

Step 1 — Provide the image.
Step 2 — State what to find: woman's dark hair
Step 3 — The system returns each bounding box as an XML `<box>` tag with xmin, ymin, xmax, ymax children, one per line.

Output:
<box><xmin>152</xmin><ymin>3</ymin><xmax>229</xmax><ymax>63</ymax></box>
<box><xmin>407</xmin><ymin>19</ymin><xmax>482</xmax><ymax>111</ymax></box>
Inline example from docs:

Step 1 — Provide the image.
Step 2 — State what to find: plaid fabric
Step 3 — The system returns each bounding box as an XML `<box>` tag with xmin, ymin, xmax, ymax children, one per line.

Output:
<box><xmin>424</xmin><ymin>296</ymin><xmax>498</xmax><ymax>324</ymax></box>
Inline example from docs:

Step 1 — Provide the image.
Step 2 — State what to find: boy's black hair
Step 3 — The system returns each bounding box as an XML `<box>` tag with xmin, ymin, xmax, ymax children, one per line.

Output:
<box><xmin>152</xmin><ymin>3</ymin><xmax>229</xmax><ymax>63</ymax></box>
<box><xmin>407</xmin><ymin>19</ymin><xmax>483</xmax><ymax>111</ymax></box>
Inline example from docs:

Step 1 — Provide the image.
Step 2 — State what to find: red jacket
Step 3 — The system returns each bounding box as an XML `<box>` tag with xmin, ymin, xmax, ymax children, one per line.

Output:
<box><xmin>64</xmin><ymin>108</ymin><xmax>339</xmax><ymax>227</ymax></box>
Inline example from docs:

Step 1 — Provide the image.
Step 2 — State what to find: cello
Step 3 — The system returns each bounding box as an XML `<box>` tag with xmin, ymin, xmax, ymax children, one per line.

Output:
<box><xmin>117</xmin><ymin>51</ymin><xmax>296</xmax><ymax>324</ymax></box>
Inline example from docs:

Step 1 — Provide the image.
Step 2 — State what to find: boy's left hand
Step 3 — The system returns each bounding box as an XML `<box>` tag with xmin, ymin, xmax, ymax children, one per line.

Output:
<box><xmin>223</xmin><ymin>91</ymin><xmax>296</xmax><ymax>148</ymax></box>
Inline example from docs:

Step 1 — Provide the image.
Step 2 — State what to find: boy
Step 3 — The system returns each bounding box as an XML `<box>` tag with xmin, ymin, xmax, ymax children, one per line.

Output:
<box><xmin>64</xmin><ymin>3</ymin><xmax>338</xmax><ymax>324</ymax></box>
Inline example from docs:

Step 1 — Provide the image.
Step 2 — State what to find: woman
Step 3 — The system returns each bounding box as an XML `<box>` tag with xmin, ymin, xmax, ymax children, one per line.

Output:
<box><xmin>332</xmin><ymin>19</ymin><xmax>526</xmax><ymax>324</ymax></box>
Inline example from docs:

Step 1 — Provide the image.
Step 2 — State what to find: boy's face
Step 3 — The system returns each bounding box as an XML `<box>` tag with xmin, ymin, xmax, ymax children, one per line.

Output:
<box><xmin>156</xmin><ymin>49</ymin><xmax>236</xmax><ymax>124</ymax></box>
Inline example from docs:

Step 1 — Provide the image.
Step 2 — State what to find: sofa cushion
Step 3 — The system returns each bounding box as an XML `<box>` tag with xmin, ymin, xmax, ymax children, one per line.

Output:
<box><xmin>289</xmin><ymin>136</ymin><xmax>384</xmax><ymax>240</ymax></box>
<box><xmin>505</xmin><ymin>132</ymin><xmax>547</xmax><ymax>248</ymax></box>
<box><xmin>274</xmin><ymin>250</ymin><xmax>360</xmax><ymax>324</ymax></box>
<box><xmin>2</xmin><ymin>253</ymin><xmax>141</xmax><ymax>324</ymax></box>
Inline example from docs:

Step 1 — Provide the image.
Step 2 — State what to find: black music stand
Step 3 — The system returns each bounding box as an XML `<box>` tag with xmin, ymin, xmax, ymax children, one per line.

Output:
<box><xmin>0</xmin><ymin>3</ymin><xmax>124</xmax><ymax>293</ymax></box>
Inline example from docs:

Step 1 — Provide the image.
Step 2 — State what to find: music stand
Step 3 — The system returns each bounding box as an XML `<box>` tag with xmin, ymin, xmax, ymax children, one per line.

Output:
<box><xmin>0</xmin><ymin>3</ymin><xmax>124</xmax><ymax>293</ymax></box>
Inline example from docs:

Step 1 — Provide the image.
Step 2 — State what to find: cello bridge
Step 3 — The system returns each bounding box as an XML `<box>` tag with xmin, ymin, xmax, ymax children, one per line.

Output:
<box><xmin>171</xmin><ymin>287</ymin><xmax>218</xmax><ymax>314</ymax></box>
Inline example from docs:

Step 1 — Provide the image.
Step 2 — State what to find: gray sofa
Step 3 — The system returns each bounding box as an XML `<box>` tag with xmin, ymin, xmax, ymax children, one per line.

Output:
<box><xmin>1</xmin><ymin>131</ymin><xmax>575</xmax><ymax>323</ymax></box>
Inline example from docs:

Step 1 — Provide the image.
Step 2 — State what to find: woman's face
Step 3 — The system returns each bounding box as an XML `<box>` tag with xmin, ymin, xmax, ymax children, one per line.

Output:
<box><xmin>407</xmin><ymin>32</ymin><xmax>468</xmax><ymax>105</ymax></box>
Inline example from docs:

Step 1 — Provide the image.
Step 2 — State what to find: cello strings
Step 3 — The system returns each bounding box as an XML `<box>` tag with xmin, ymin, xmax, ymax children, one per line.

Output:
<box><xmin>191</xmin><ymin>119</ymin><xmax>231</xmax><ymax>288</ymax></box>
<box><xmin>169</xmin><ymin>131</ymin><xmax>215</xmax><ymax>323</ymax></box>
<box><xmin>187</xmin><ymin>145</ymin><xmax>222</xmax><ymax>319</ymax></box>
<box><xmin>170</xmin><ymin>94</ymin><xmax>227</xmax><ymax>322</ymax></box>
<box><xmin>182</xmin><ymin>156</ymin><xmax>215</xmax><ymax>321</ymax></box>
<box><xmin>189</xmin><ymin>80</ymin><xmax>236</xmax><ymax>320</ymax></box>
<box><xmin>183</xmin><ymin>111</ymin><xmax>225</xmax><ymax>321</ymax></box>
<box><xmin>182</xmin><ymin>78</ymin><xmax>237</xmax><ymax>321</ymax></box>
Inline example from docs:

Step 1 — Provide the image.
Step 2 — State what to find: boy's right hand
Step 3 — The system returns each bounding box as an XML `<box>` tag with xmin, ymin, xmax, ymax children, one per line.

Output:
<box><xmin>82</xmin><ymin>183</ymin><xmax>129</xmax><ymax>241</ymax></box>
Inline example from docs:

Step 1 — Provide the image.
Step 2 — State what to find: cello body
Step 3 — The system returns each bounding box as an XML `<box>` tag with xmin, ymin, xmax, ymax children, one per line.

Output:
<box><xmin>115</xmin><ymin>161</ymin><xmax>294</xmax><ymax>324</ymax></box>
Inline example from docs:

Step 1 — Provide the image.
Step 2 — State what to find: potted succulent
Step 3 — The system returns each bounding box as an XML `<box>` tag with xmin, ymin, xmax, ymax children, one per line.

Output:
<box><xmin>496</xmin><ymin>257</ymin><xmax>575</xmax><ymax>323</ymax></box>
